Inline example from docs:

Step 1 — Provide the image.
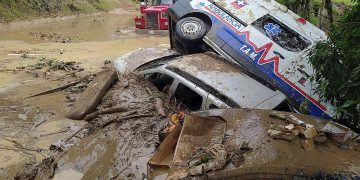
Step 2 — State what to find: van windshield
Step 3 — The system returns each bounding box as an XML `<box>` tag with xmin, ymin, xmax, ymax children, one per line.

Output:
<box><xmin>252</xmin><ymin>15</ymin><xmax>311</xmax><ymax>52</ymax></box>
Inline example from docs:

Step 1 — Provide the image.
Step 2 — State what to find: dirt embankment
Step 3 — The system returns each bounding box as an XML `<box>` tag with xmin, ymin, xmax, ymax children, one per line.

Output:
<box><xmin>0</xmin><ymin>0</ymin><xmax>132</xmax><ymax>23</ymax></box>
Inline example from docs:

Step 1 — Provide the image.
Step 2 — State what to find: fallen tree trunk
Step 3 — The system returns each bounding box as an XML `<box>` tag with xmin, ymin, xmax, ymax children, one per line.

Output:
<box><xmin>84</xmin><ymin>105</ymin><xmax>129</xmax><ymax>121</ymax></box>
<box><xmin>39</xmin><ymin>128</ymin><xmax>69</xmax><ymax>137</ymax></box>
<box><xmin>102</xmin><ymin>114</ymin><xmax>153</xmax><ymax>128</ymax></box>
<box><xmin>66</xmin><ymin>68</ymin><xmax>118</xmax><ymax>120</ymax></box>
<box><xmin>27</xmin><ymin>80</ymin><xmax>81</xmax><ymax>99</ymax></box>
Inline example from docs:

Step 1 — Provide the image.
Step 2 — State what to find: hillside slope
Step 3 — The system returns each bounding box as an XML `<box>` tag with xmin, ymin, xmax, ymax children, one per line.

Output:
<box><xmin>0</xmin><ymin>0</ymin><xmax>124</xmax><ymax>22</ymax></box>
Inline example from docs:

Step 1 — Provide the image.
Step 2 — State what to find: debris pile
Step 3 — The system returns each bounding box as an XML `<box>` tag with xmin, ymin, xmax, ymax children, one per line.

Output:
<box><xmin>18</xmin><ymin>57</ymin><xmax>82</xmax><ymax>72</ymax></box>
<box><xmin>188</xmin><ymin>144</ymin><xmax>227</xmax><ymax>176</ymax></box>
<box><xmin>30</xmin><ymin>32</ymin><xmax>74</xmax><ymax>43</ymax></box>
<box><xmin>230</xmin><ymin>142</ymin><xmax>253</xmax><ymax>168</ymax></box>
<box><xmin>267</xmin><ymin>123</ymin><xmax>319</xmax><ymax>150</ymax></box>
<box><xmin>14</xmin><ymin>57</ymin><xmax>84</xmax><ymax>80</ymax></box>
<box><xmin>10</xmin><ymin>60</ymin><xmax>360</xmax><ymax>179</ymax></box>
<box><xmin>267</xmin><ymin>111</ymin><xmax>357</xmax><ymax>151</ymax></box>
<box><xmin>148</xmin><ymin>109</ymin><xmax>360</xmax><ymax>179</ymax></box>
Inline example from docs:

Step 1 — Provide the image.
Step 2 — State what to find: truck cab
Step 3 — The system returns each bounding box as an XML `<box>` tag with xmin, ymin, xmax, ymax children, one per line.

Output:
<box><xmin>168</xmin><ymin>0</ymin><xmax>335</xmax><ymax>119</ymax></box>
<box><xmin>134</xmin><ymin>0</ymin><xmax>175</xmax><ymax>30</ymax></box>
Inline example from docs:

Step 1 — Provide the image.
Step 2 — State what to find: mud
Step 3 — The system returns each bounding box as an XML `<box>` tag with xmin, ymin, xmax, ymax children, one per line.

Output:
<box><xmin>0</xmin><ymin>4</ymin><xmax>169</xmax><ymax>178</ymax></box>
<box><xmin>18</xmin><ymin>74</ymin><xmax>173</xmax><ymax>179</ymax></box>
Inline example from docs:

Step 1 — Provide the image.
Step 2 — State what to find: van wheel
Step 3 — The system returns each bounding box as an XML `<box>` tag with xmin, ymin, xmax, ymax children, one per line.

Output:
<box><xmin>175</xmin><ymin>17</ymin><xmax>208</xmax><ymax>42</ymax></box>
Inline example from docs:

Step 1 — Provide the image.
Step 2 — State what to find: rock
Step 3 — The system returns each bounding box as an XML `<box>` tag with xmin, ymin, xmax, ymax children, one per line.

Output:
<box><xmin>292</xmin><ymin>130</ymin><xmax>300</xmax><ymax>136</ymax></box>
<box><xmin>339</xmin><ymin>144</ymin><xmax>353</xmax><ymax>150</ymax></box>
<box><xmin>306</xmin><ymin>124</ymin><xmax>315</xmax><ymax>129</ymax></box>
<box><xmin>268</xmin><ymin>129</ymin><xmax>282</xmax><ymax>137</ymax></box>
<box><xmin>281</xmin><ymin>133</ymin><xmax>297</xmax><ymax>141</ymax></box>
<box><xmin>302</xmin><ymin>139</ymin><xmax>315</xmax><ymax>151</ymax></box>
<box><xmin>314</xmin><ymin>136</ymin><xmax>327</xmax><ymax>145</ymax></box>
<box><xmin>318</xmin><ymin>131</ymin><xmax>326</xmax><ymax>136</ymax></box>
<box><xmin>353</xmin><ymin>143</ymin><xmax>360</xmax><ymax>151</ymax></box>
<box><xmin>269</xmin><ymin>111</ymin><xmax>287</xmax><ymax>120</ymax></box>
<box><xmin>268</xmin><ymin>130</ymin><xmax>296</xmax><ymax>141</ymax></box>
<box><xmin>303</xmin><ymin>127</ymin><xmax>317</xmax><ymax>139</ymax></box>
<box><xmin>269</xmin><ymin>124</ymin><xmax>285</xmax><ymax>131</ymax></box>
<box><xmin>189</xmin><ymin>165</ymin><xmax>203</xmax><ymax>176</ymax></box>
<box><xmin>287</xmin><ymin>114</ymin><xmax>306</xmax><ymax>126</ymax></box>
<box><xmin>285</xmin><ymin>124</ymin><xmax>295</xmax><ymax>131</ymax></box>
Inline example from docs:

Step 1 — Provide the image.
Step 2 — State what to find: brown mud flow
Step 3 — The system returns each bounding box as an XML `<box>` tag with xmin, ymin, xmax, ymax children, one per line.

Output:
<box><xmin>2</xmin><ymin>2</ymin><xmax>359</xmax><ymax>180</ymax></box>
<box><xmin>0</xmin><ymin>4</ymin><xmax>168</xmax><ymax>178</ymax></box>
<box><xmin>17</xmin><ymin>74</ymin><xmax>173</xmax><ymax>179</ymax></box>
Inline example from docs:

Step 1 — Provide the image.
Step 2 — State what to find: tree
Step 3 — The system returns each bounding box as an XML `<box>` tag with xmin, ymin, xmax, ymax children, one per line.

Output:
<box><xmin>318</xmin><ymin>0</ymin><xmax>333</xmax><ymax>32</ymax></box>
<box><xmin>310</xmin><ymin>0</ymin><xmax>360</xmax><ymax>132</ymax></box>
<box><xmin>278</xmin><ymin>0</ymin><xmax>311</xmax><ymax>19</ymax></box>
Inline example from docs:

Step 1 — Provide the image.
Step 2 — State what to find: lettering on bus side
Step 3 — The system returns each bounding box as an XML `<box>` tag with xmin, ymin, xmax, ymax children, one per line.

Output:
<box><xmin>207</xmin><ymin>4</ymin><xmax>243</xmax><ymax>30</ymax></box>
<box><xmin>239</xmin><ymin>44</ymin><xmax>258</xmax><ymax>61</ymax></box>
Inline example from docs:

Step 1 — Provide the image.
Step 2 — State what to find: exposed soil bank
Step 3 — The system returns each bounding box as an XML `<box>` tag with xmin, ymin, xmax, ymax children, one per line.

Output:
<box><xmin>0</xmin><ymin>0</ymin><xmax>132</xmax><ymax>22</ymax></box>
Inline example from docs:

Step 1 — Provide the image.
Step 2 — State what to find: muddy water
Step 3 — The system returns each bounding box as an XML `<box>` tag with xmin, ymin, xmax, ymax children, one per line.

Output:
<box><xmin>0</xmin><ymin>7</ymin><xmax>169</xmax><ymax>178</ymax></box>
<box><xmin>0</xmin><ymin>8</ymin><xmax>139</xmax><ymax>43</ymax></box>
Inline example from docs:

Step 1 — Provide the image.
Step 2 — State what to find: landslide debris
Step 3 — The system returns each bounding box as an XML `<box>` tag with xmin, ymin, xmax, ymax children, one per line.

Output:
<box><xmin>30</xmin><ymin>32</ymin><xmax>75</xmax><ymax>43</ymax></box>
<box><xmin>15</xmin><ymin>73</ymin><xmax>177</xmax><ymax>179</ymax></box>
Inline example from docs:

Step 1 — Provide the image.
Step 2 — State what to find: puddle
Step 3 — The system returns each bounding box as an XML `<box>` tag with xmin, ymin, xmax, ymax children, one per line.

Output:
<box><xmin>53</xmin><ymin>168</ymin><xmax>84</xmax><ymax>180</ymax></box>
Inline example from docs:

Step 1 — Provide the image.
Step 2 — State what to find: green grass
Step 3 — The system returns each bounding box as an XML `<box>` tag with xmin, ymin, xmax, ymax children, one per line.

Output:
<box><xmin>0</xmin><ymin>0</ymin><xmax>119</xmax><ymax>22</ymax></box>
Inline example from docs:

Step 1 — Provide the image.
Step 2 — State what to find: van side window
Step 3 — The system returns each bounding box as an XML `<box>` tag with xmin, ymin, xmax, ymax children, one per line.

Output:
<box><xmin>174</xmin><ymin>83</ymin><xmax>203</xmax><ymax>111</ymax></box>
<box><xmin>252</xmin><ymin>15</ymin><xmax>311</xmax><ymax>52</ymax></box>
<box><xmin>145</xmin><ymin>73</ymin><xmax>174</xmax><ymax>92</ymax></box>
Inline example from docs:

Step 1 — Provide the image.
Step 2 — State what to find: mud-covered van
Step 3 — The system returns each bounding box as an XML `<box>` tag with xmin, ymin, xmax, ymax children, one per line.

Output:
<box><xmin>168</xmin><ymin>0</ymin><xmax>335</xmax><ymax>119</ymax></box>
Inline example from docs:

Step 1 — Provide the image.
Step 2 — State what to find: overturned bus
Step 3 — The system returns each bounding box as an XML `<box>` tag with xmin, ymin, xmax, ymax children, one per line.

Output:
<box><xmin>167</xmin><ymin>0</ymin><xmax>335</xmax><ymax>119</ymax></box>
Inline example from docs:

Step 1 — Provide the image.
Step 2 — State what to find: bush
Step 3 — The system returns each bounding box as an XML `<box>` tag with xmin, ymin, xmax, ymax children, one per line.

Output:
<box><xmin>309</xmin><ymin>0</ymin><xmax>360</xmax><ymax>131</ymax></box>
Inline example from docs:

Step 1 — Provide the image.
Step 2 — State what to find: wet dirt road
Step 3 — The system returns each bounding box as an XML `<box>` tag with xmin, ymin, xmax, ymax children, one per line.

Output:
<box><xmin>0</xmin><ymin>5</ymin><xmax>169</xmax><ymax>178</ymax></box>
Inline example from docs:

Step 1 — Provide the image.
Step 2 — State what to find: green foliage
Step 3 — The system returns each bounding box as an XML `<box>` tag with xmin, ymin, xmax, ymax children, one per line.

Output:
<box><xmin>333</xmin><ymin>0</ymin><xmax>357</xmax><ymax>5</ymax></box>
<box><xmin>310</xmin><ymin>0</ymin><xmax>360</xmax><ymax>131</ymax></box>
<box><xmin>0</xmin><ymin>0</ymin><xmax>117</xmax><ymax>22</ymax></box>
<box><xmin>276</xmin><ymin>0</ymin><xmax>321</xmax><ymax>25</ymax></box>
<box><xmin>276</xmin><ymin>0</ymin><xmax>356</xmax><ymax>26</ymax></box>
<box><xmin>309</xmin><ymin>14</ymin><xmax>320</xmax><ymax>25</ymax></box>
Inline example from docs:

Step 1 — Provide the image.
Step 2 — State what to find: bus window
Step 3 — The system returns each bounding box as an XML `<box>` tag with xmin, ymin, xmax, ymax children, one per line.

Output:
<box><xmin>252</xmin><ymin>15</ymin><xmax>311</xmax><ymax>52</ymax></box>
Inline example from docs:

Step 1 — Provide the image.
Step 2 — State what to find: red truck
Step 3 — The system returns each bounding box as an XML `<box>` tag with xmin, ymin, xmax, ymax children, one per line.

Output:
<box><xmin>134</xmin><ymin>0</ymin><xmax>175</xmax><ymax>31</ymax></box>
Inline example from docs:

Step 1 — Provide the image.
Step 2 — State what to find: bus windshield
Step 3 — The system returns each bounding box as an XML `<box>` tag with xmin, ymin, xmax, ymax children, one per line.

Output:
<box><xmin>151</xmin><ymin>0</ymin><xmax>173</xmax><ymax>5</ymax></box>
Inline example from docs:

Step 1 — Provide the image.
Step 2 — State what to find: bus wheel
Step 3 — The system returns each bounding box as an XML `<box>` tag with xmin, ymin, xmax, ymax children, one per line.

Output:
<box><xmin>175</xmin><ymin>17</ymin><xmax>208</xmax><ymax>42</ymax></box>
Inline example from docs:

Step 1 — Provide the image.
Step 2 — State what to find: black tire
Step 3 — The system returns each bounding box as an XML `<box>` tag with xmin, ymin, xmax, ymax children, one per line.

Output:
<box><xmin>175</xmin><ymin>17</ymin><xmax>208</xmax><ymax>42</ymax></box>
